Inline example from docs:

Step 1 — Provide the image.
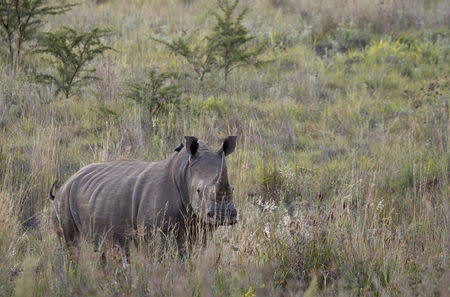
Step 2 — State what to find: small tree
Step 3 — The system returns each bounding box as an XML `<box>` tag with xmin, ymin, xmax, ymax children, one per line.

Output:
<box><xmin>153</xmin><ymin>0</ymin><xmax>262</xmax><ymax>84</ymax></box>
<box><xmin>127</xmin><ymin>69</ymin><xmax>181</xmax><ymax>118</ymax></box>
<box><xmin>151</xmin><ymin>34</ymin><xmax>217</xmax><ymax>81</ymax></box>
<box><xmin>0</xmin><ymin>0</ymin><xmax>73</xmax><ymax>70</ymax></box>
<box><xmin>34</xmin><ymin>27</ymin><xmax>112</xmax><ymax>98</ymax></box>
<box><xmin>207</xmin><ymin>0</ymin><xmax>263</xmax><ymax>82</ymax></box>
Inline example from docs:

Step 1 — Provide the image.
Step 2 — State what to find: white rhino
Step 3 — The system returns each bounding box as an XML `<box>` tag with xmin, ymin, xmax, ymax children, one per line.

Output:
<box><xmin>50</xmin><ymin>136</ymin><xmax>237</xmax><ymax>254</ymax></box>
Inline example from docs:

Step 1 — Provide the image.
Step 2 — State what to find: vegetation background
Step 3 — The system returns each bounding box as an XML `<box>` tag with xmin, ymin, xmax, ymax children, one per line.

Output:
<box><xmin>0</xmin><ymin>0</ymin><xmax>449</xmax><ymax>296</ymax></box>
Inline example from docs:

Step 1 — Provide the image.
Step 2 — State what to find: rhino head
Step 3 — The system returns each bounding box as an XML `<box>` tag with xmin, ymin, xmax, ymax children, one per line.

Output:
<box><xmin>184</xmin><ymin>136</ymin><xmax>237</xmax><ymax>226</ymax></box>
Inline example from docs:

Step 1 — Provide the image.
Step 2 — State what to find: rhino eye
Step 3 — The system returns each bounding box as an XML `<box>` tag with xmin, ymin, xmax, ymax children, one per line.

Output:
<box><xmin>231</xmin><ymin>186</ymin><xmax>235</xmax><ymax>191</ymax></box>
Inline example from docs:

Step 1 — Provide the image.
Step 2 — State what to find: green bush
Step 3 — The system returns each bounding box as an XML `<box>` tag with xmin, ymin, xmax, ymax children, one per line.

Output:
<box><xmin>0</xmin><ymin>0</ymin><xmax>73</xmax><ymax>71</ymax></box>
<box><xmin>153</xmin><ymin>0</ymin><xmax>263</xmax><ymax>83</ymax></box>
<box><xmin>34</xmin><ymin>27</ymin><xmax>112</xmax><ymax>98</ymax></box>
<box><xmin>151</xmin><ymin>33</ymin><xmax>217</xmax><ymax>82</ymax></box>
<box><xmin>127</xmin><ymin>69</ymin><xmax>182</xmax><ymax>118</ymax></box>
<box><xmin>208</xmin><ymin>0</ymin><xmax>263</xmax><ymax>82</ymax></box>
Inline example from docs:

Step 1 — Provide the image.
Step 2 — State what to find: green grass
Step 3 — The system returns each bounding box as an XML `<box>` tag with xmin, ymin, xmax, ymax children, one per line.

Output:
<box><xmin>1</xmin><ymin>0</ymin><xmax>449</xmax><ymax>296</ymax></box>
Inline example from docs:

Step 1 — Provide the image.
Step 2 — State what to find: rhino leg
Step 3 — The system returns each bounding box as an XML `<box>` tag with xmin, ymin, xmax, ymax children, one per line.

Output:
<box><xmin>52</xmin><ymin>195</ymin><xmax>81</xmax><ymax>254</ymax></box>
<box><xmin>175</xmin><ymin>222</ymin><xmax>211</xmax><ymax>258</ymax></box>
<box><xmin>176</xmin><ymin>231</ymin><xmax>188</xmax><ymax>258</ymax></box>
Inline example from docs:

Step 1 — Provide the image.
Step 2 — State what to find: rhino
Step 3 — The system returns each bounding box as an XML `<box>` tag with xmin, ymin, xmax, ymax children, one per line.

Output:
<box><xmin>50</xmin><ymin>136</ymin><xmax>238</xmax><ymax>255</ymax></box>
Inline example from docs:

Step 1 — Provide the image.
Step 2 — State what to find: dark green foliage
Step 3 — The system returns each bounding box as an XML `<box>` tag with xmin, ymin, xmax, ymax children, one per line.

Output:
<box><xmin>153</xmin><ymin>0</ymin><xmax>262</xmax><ymax>83</ymax></box>
<box><xmin>34</xmin><ymin>27</ymin><xmax>112</xmax><ymax>98</ymax></box>
<box><xmin>0</xmin><ymin>0</ymin><xmax>73</xmax><ymax>70</ymax></box>
<box><xmin>127</xmin><ymin>69</ymin><xmax>182</xmax><ymax>118</ymax></box>
<box><xmin>151</xmin><ymin>34</ymin><xmax>216</xmax><ymax>81</ymax></box>
<box><xmin>91</xmin><ymin>103</ymin><xmax>119</xmax><ymax>126</ymax></box>
<box><xmin>208</xmin><ymin>0</ymin><xmax>263</xmax><ymax>82</ymax></box>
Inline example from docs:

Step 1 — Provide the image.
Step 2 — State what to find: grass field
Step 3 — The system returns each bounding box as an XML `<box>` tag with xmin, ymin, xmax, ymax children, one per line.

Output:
<box><xmin>0</xmin><ymin>0</ymin><xmax>449</xmax><ymax>296</ymax></box>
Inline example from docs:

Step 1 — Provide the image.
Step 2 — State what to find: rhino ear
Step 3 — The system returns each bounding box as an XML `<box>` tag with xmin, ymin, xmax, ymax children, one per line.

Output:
<box><xmin>185</xmin><ymin>136</ymin><xmax>199</xmax><ymax>157</ymax></box>
<box><xmin>218</xmin><ymin>136</ymin><xmax>237</xmax><ymax>157</ymax></box>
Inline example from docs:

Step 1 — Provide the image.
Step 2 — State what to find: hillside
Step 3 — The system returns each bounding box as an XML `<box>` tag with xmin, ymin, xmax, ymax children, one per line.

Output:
<box><xmin>0</xmin><ymin>0</ymin><xmax>449</xmax><ymax>296</ymax></box>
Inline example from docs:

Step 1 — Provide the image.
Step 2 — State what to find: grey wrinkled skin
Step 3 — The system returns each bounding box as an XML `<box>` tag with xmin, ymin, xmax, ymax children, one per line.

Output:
<box><xmin>52</xmin><ymin>136</ymin><xmax>237</xmax><ymax>254</ymax></box>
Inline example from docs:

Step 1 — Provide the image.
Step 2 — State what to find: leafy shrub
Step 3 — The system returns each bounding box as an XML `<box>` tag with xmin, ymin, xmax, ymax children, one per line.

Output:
<box><xmin>35</xmin><ymin>27</ymin><xmax>112</xmax><ymax>98</ymax></box>
<box><xmin>153</xmin><ymin>0</ymin><xmax>263</xmax><ymax>83</ymax></box>
<box><xmin>90</xmin><ymin>103</ymin><xmax>120</xmax><ymax>128</ymax></box>
<box><xmin>152</xmin><ymin>33</ymin><xmax>217</xmax><ymax>82</ymax></box>
<box><xmin>208</xmin><ymin>0</ymin><xmax>263</xmax><ymax>82</ymax></box>
<box><xmin>0</xmin><ymin>0</ymin><xmax>73</xmax><ymax>70</ymax></box>
<box><xmin>127</xmin><ymin>69</ymin><xmax>182</xmax><ymax>118</ymax></box>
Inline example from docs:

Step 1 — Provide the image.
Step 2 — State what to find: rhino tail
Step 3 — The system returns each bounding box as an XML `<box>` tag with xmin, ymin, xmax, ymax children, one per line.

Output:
<box><xmin>49</xmin><ymin>180</ymin><xmax>58</xmax><ymax>200</ymax></box>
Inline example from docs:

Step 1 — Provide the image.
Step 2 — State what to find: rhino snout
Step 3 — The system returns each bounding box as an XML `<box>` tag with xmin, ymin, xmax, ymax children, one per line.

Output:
<box><xmin>207</xmin><ymin>201</ymin><xmax>237</xmax><ymax>225</ymax></box>
<box><xmin>226</xmin><ymin>204</ymin><xmax>237</xmax><ymax>220</ymax></box>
